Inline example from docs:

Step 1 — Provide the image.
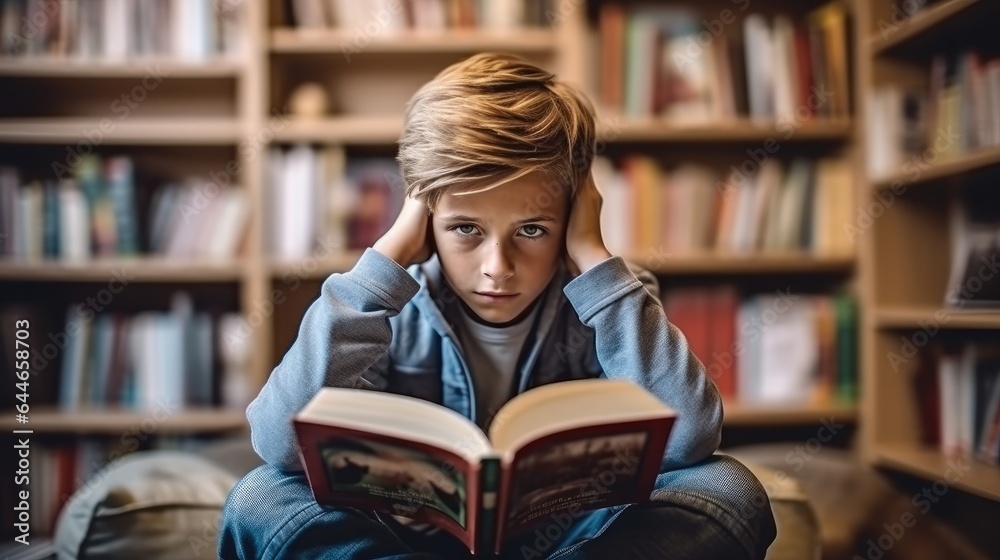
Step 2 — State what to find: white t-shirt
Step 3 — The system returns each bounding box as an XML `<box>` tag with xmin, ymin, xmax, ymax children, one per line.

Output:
<box><xmin>454</xmin><ymin>302</ymin><xmax>540</xmax><ymax>430</ymax></box>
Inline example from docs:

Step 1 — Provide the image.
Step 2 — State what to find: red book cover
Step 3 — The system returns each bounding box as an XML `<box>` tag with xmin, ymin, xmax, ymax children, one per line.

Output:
<box><xmin>708</xmin><ymin>287</ymin><xmax>739</xmax><ymax>401</ymax></box>
<box><xmin>293</xmin><ymin>380</ymin><xmax>676</xmax><ymax>555</ymax></box>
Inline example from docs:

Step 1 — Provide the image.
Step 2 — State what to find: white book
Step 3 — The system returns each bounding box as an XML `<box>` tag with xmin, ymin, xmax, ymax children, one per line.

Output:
<box><xmin>758</xmin><ymin>296</ymin><xmax>818</xmax><ymax>403</ymax></box>
<box><xmin>410</xmin><ymin>0</ymin><xmax>447</xmax><ymax>31</ymax></box>
<box><xmin>102</xmin><ymin>0</ymin><xmax>129</xmax><ymax>60</ymax></box>
<box><xmin>482</xmin><ymin>0</ymin><xmax>523</xmax><ymax>30</ymax></box>
<box><xmin>939</xmin><ymin>352</ymin><xmax>959</xmax><ymax>458</ymax></box>
<box><xmin>279</xmin><ymin>145</ymin><xmax>319</xmax><ymax>259</ymax></box>
<box><xmin>743</xmin><ymin>14</ymin><xmax>774</xmax><ymax>120</ymax></box>
<box><xmin>594</xmin><ymin>158</ymin><xmax>630</xmax><ymax>255</ymax></box>
<box><xmin>206</xmin><ymin>188</ymin><xmax>249</xmax><ymax>259</ymax></box>
<box><xmin>729</xmin><ymin>172</ymin><xmax>758</xmax><ymax>253</ymax></box>
<box><xmin>58</xmin><ymin>181</ymin><xmax>89</xmax><ymax>262</ymax></box>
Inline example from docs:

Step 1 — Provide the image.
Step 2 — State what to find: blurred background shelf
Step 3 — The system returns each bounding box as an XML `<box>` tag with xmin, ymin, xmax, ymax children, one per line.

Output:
<box><xmin>0</xmin><ymin>259</ymin><xmax>245</xmax><ymax>282</ymax></box>
<box><xmin>0</xmin><ymin>407</ymin><xmax>248</xmax><ymax>434</ymax></box>
<box><xmin>723</xmin><ymin>403</ymin><xmax>857</xmax><ymax>427</ymax></box>
<box><xmin>875</xmin><ymin>443</ymin><xmax>1000</xmax><ymax>502</ymax></box>
<box><xmin>869</xmin><ymin>0</ymin><xmax>983</xmax><ymax>57</ymax></box>
<box><xmin>0</xmin><ymin>118</ymin><xmax>244</xmax><ymax>144</ymax></box>
<box><xmin>602</xmin><ymin>118</ymin><xmax>853</xmax><ymax>143</ymax></box>
<box><xmin>0</xmin><ymin>59</ymin><xmax>245</xmax><ymax>78</ymax></box>
<box><xmin>870</xmin><ymin>147</ymin><xmax>1000</xmax><ymax>191</ymax></box>
<box><xmin>270</xmin><ymin>28</ymin><xmax>557</xmax><ymax>54</ymax></box>
<box><xmin>634</xmin><ymin>253</ymin><xmax>854</xmax><ymax>275</ymax></box>
<box><xmin>874</xmin><ymin>307</ymin><xmax>1000</xmax><ymax>330</ymax></box>
<box><xmin>274</xmin><ymin>115</ymin><xmax>404</xmax><ymax>144</ymax></box>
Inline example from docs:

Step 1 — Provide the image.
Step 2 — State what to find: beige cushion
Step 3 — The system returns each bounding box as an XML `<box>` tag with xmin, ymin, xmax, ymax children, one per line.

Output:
<box><xmin>735</xmin><ymin>458</ymin><xmax>822</xmax><ymax>560</ymax></box>
<box><xmin>54</xmin><ymin>451</ymin><xmax>235</xmax><ymax>560</ymax></box>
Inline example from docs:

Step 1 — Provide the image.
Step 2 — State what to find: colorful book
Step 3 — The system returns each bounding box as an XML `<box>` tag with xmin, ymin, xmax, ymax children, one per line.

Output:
<box><xmin>294</xmin><ymin>379</ymin><xmax>676</xmax><ymax>556</ymax></box>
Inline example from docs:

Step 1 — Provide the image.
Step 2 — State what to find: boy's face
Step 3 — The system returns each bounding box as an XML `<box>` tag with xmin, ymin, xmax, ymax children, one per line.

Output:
<box><xmin>431</xmin><ymin>172</ymin><xmax>569</xmax><ymax>326</ymax></box>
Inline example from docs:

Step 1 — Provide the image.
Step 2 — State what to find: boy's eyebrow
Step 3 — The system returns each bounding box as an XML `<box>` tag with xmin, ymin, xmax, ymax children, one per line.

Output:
<box><xmin>439</xmin><ymin>214</ymin><xmax>557</xmax><ymax>224</ymax></box>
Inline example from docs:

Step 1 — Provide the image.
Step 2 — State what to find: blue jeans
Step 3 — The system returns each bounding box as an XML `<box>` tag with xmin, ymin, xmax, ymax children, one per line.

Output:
<box><xmin>218</xmin><ymin>454</ymin><xmax>776</xmax><ymax>559</ymax></box>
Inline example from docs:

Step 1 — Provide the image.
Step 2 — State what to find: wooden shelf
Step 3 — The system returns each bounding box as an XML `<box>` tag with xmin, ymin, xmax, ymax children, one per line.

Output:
<box><xmin>0</xmin><ymin>407</ymin><xmax>248</xmax><ymax>434</ymax></box>
<box><xmin>870</xmin><ymin>0</ymin><xmax>981</xmax><ymax>56</ymax></box>
<box><xmin>871</xmin><ymin>147</ymin><xmax>1000</xmax><ymax>191</ymax></box>
<box><xmin>0</xmin><ymin>258</ymin><xmax>245</xmax><ymax>282</ymax></box>
<box><xmin>875</xmin><ymin>443</ymin><xmax>1000</xmax><ymax>502</ymax></box>
<box><xmin>633</xmin><ymin>253</ymin><xmax>855</xmax><ymax>275</ymax></box>
<box><xmin>600</xmin><ymin>117</ymin><xmax>852</xmax><ymax>143</ymax></box>
<box><xmin>875</xmin><ymin>307</ymin><xmax>1000</xmax><ymax>330</ymax></box>
<box><xmin>270</xmin><ymin>27</ymin><xmax>557</xmax><ymax>54</ymax></box>
<box><xmin>723</xmin><ymin>403</ymin><xmax>857</xmax><ymax>427</ymax></box>
<box><xmin>272</xmin><ymin>116</ymin><xmax>853</xmax><ymax>145</ymax></box>
<box><xmin>274</xmin><ymin>115</ymin><xmax>404</xmax><ymax>144</ymax></box>
<box><xmin>0</xmin><ymin>58</ymin><xmax>244</xmax><ymax>78</ymax></box>
<box><xmin>0</xmin><ymin>118</ymin><xmax>243</xmax><ymax>144</ymax></box>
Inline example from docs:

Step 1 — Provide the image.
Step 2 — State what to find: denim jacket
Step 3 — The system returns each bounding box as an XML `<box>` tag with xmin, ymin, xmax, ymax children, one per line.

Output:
<box><xmin>246</xmin><ymin>248</ymin><xmax>723</xmax><ymax>473</ymax></box>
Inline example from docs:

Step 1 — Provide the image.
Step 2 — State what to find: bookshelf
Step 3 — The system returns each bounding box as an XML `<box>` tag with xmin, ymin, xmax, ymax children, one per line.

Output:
<box><xmin>0</xmin><ymin>0</ymin><xmax>868</xmax><ymax>537</ymax></box>
<box><xmin>859</xmin><ymin>0</ymin><xmax>1000</xmax><ymax>501</ymax></box>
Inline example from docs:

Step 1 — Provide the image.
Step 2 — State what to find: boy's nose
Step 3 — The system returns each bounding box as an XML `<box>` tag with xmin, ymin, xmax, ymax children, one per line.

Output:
<box><xmin>482</xmin><ymin>242</ymin><xmax>514</xmax><ymax>281</ymax></box>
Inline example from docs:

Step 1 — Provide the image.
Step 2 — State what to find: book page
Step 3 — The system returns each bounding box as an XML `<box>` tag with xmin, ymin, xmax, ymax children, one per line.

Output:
<box><xmin>502</xmin><ymin>427</ymin><xmax>654</xmax><ymax>537</ymax></box>
<box><xmin>295</xmin><ymin>424</ymin><xmax>480</xmax><ymax>550</ymax></box>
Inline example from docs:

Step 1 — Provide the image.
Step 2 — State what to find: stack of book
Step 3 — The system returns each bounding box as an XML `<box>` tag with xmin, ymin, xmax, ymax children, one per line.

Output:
<box><xmin>868</xmin><ymin>50</ymin><xmax>1000</xmax><ymax>180</ymax></box>
<box><xmin>594</xmin><ymin>155</ymin><xmax>854</xmax><ymax>257</ymax></box>
<box><xmin>912</xmin><ymin>343</ymin><xmax>1000</xmax><ymax>468</ymax></box>
<box><xmin>0</xmin><ymin>159</ymin><xmax>249</xmax><ymax>262</ymax></box>
<box><xmin>58</xmin><ymin>293</ymin><xmax>216</xmax><ymax>411</ymax></box>
<box><xmin>662</xmin><ymin>287</ymin><xmax>857</xmax><ymax>406</ymax></box>
<box><xmin>287</xmin><ymin>0</ymin><xmax>552</xmax><ymax>31</ymax></box>
<box><xmin>597</xmin><ymin>2</ymin><xmax>849</xmax><ymax>123</ymax></box>
<box><xmin>0</xmin><ymin>0</ymin><xmax>245</xmax><ymax>61</ymax></box>
<box><xmin>268</xmin><ymin>145</ymin><xmax>403</xmax><ymax>259</ymax></box>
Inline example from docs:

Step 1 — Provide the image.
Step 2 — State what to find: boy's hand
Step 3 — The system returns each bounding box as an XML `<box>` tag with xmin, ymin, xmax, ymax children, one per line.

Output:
<box><xmin>566</xmin><ymin>171</ymin><xmax>612</xmax><ymax>275</ymax></box>
<box><xmin>373</xmin><ymin>196</ymin><xmax>435</xmax><ymax>268</ymax></box>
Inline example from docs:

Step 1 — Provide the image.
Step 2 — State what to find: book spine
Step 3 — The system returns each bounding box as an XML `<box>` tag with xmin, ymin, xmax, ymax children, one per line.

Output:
<box><xmin>476</xmin><ymin>456</ymin><xmax>501</xmax><ymax>555</ymax></box>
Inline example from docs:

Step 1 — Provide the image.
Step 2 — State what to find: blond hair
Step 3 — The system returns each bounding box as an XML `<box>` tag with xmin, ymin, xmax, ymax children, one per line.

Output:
<box><xmin>397</xmin><ymin>53</ymin><xmax>596</xmax><ymax>209</ymax></box>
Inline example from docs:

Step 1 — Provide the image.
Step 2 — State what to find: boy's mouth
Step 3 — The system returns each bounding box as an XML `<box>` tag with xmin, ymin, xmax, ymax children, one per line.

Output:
<box><xmin>474</xmin><ymin>292</ymin><xmax>519</xmax><ymax>302</ymax></box>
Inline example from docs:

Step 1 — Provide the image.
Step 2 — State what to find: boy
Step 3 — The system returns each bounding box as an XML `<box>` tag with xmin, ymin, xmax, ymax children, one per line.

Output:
<box><xmin>220</xmin><ymin>53</ymin><xmax>775</xmax><ymax>559</ymax></box>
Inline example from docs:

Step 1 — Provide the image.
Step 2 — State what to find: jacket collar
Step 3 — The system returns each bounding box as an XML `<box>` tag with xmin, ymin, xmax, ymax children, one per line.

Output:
<box><xmin>406</xmin><ymin>254</ymin><xmax>572</xmax><ymax>354</ymax></box>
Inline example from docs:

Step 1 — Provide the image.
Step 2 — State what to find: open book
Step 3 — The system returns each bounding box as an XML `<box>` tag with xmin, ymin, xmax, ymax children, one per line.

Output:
<box><xmin>293</xmin><ymin>379</ymin><xmax>676</xmax><ymax>556</ymax></box>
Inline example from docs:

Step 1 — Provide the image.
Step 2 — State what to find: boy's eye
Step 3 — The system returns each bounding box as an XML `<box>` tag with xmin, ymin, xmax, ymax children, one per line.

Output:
<box><xmin>454</xmin><ymin>224</ymin><xmax>479</xmax><ymax>236</ymax></box>
<box><xmin>518</xmin><ymin>225</ymin><xmax>546</xmax><ymax>238</ymax></box>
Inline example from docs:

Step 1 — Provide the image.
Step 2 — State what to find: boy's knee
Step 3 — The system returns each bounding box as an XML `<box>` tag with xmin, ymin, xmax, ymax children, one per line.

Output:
<box><xmin>223</xmin><ymin>465</ymin><xmax>306</xmax><ymax>527</ymax></box>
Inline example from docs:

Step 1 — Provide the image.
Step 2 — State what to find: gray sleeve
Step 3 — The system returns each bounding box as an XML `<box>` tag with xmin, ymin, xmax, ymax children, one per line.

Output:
<box><xmin>563</xmin><ymin>256</ymin><xmax>723</xmax><ymax>470</ymax></box>
<box><xmin>246</xmin><ymin>248</ymin><xmax>420</xmax><ymax>472</ymax></box>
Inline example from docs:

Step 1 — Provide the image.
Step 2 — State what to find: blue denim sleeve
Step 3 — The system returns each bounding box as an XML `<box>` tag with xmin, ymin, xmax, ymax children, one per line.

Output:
<box><xmin>246</xmin><ymin>248</ymin><xmax>420</xmax><ymax>472</ymax></box>
<box><xmin>562</xmin><ymin>256</ymin><xmax>723</xmax><ymax>470</ymax></box>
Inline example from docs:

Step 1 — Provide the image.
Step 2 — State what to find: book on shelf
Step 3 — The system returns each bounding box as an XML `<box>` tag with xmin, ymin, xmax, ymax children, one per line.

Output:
<box><xmin>597</xmin><ymin>2</ymin><xmax>849</xmax><ymax>123</ymax></box>
<box><xmin>593</xmin><ymin>154</ymin><xmax>854</xmax><ymax>258</ymax></box>
<box><xmin>0</xmin><ymin>0</ymin><xmax>246</xmax><ymax>62</ymax></box>
<box><xmin>269</xmin><ymin>145</ymin><xmax>402</xmax><ymax>259</ymax></box>
<box><xmin>868</xmin><ymin>50</ymin><xmax>1000</xmax><ymax>180</ymax></box>
<box><xmin>945</xmin><ymin>183</ymin><xmax>1000</xmax><ymax>309</ymax></box>
<box><xmin>294</xmin><ymin>379</ymin><xmax>675</xmax><ymax>555</ymax></box>
<box><xmin>912</xmin><ymin>342</ymin><xmax>1000</xmax><ymax>467</ymax></box>
<box><xmin>662</xmin><ymin>287</ymin><xmax>857</xmax><ymax>405</ymax></box>
<box><xmin>0</xmin><ymin>158</ymin><xmax>250</xmax><ymax>263</ymax></box>
<box><xmin>287</xmin><ymin>0</ymin><xmax>552</xmax><ymax>32</ymax></box>
<box><xmin>57</xmin><ymin>292</ymin><xmax>218</xmax><ymax>411</ymax></box>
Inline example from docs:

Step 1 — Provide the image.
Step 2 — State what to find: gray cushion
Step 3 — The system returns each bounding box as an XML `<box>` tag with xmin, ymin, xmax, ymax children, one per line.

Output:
<box><xmin>54</xmin><ymin>451</ymin><xmax>236</xmax><ymax>560</ymax></box>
